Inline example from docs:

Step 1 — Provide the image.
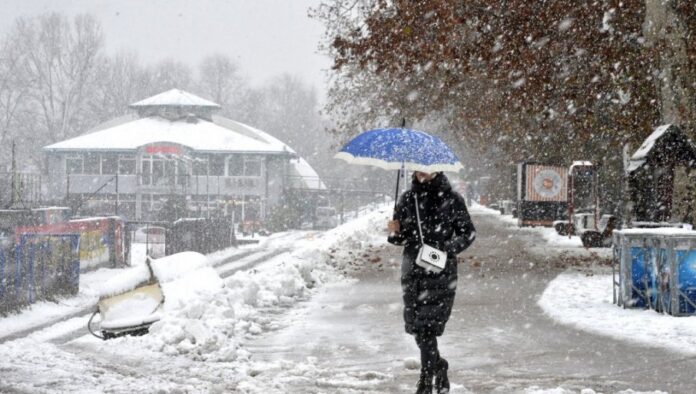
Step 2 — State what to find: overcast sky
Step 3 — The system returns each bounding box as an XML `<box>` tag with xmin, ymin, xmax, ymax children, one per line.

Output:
<box><xmin>0</xmin><ymin>0</ymin><xmax>331</xmax><ymax>101</ymax></box>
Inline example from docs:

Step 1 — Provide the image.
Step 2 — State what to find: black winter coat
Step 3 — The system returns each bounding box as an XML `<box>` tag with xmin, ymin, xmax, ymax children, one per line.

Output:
<box><xmin>387</xmin><ymin>173</ymin><xmax>476</xmax><ymax>336</ymax></box>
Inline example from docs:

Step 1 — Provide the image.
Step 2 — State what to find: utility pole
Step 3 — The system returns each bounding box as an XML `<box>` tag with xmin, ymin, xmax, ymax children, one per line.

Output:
<box><xmin>10</xmin><ymin>140</ymin><xmax>19</xmax><ymax>208</ymax></box>
<box><xmin>115</xmin><ymin>173</ymin><xmax>119</xmax><ymax>216</ymax></box>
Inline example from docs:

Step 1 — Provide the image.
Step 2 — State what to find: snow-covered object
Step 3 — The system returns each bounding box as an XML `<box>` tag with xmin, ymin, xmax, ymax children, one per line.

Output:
<box><xmin>133</xmin><ymin>205</ymin><xmax>390</xmax><ymax>362</ymax></box>
<box><xmin>44</xmin><ymin>117</ymin><xmax>285</xmax><ymax>153</ymax></box>
<box><xmin>42</xmin><ymin>101</ymin><xmax>327</xmax><ymax>190</ymax></box>
<box><xmin>98</xmin><ymin>252</ymin><xmax>211</xmax><ymax>298</ymax></box>
<box><xmin>213</xmin><ymin>115</ymin><xmax>327</xmax><ymax>189</ymax></box>
<box><xmin>614</xmin><ymin>227</ymin><xmax>696</xmax><ymax>236</ymax></box>
<box><xmin>568</xmin><ymin>160</ymin><xmax>592</xmax><ymax>174</ymax></box>
<box><xmin>99</xmin><ymin>284</ymin><xmax>163</xmax><ymax>330</ymax></box>
<box><xmin>149</xmin><ymin>251</ymin><xmax>209</xmax><ymax>282</ymax></box>
<box><xmin>626</xmin><ymin>159</ymin><xmax>646</xmax><ymax>173</ymax></box>
<box><xmin>98</xmin><ymin>252</ymin><xmax>220</xmax><ymax>336</ymax></box>
<box><xmin>290</xmin><ymin>157</ymin><xmax>327</xmax><ymax>189</ymax></box>
<box><xmin>98</xmin><ymin>264</ymin><xmax>152</xmax><ymax>298</ymax></box>
<box><xmin>627</xmin><ymin>124</ymin><xmax>696</xmax><ymax>173</ymax></box>
<box><xmin>129</xmin><ymin>89</ymin><xmax>220</xmax><ymax>109</ymax></box>
<box><xmin>631</xmin><ymin>124</ymin><xmax>673</xmax><ymax>161</ymax></box>
<box><xmin>403</xmin><ymin>357</ymin><xmax>420</xmax><ymax>370</ymax></box>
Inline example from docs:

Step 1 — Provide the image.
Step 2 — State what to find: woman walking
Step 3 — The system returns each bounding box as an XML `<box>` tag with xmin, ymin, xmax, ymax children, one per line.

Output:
<box><xmin>388</xmin><ymin>171</ymin><xmax>476</xmax><ymax>394</ymax></box>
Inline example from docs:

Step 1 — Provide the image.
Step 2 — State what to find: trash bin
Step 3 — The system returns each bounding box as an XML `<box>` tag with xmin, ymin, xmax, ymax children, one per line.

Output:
<box><xmin>613</xmin><ymin>230</ymin><xmax>660</xmax><ymax>309</ymax></box>
<box><xmin>658</xmin><ymin>235</ymin><xmax>696</xmax><ymax>316</ymax></box>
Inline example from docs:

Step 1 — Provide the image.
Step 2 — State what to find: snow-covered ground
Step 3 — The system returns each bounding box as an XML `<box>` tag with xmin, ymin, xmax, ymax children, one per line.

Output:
<box><xmin>473</xmin><ymin>202</ymin><xmax>696</xmax><ymax>366</ymax></box>
<box><xmin>0</xmin><ymin>201</ymin><xmax>681</xmax><ymax>393</ymax></box>
<box><xmin>539</xmin><ymin>272</ymin><xmax>696</xmax><ymax>357</ymax></box>
<box><xmin>468</xmin><ymin>203</ymin><xmax>612</xmax><ymax>260</ymax></box>
<box><xmin>0</xmin><ymin>204</ymin><xmax>394</xmax><ymax>393</ymax></box>
<box><xmin>0</xmin><ymin>237</ymin><xmax>264</xmax><ymax>342</ymax></box>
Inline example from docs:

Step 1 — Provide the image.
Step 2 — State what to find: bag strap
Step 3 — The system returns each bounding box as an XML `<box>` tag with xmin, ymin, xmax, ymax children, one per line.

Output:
<box><xmin>414</xmin><ymin>194</ymin><xmax>424</xmax><ymax>246</ymax></box>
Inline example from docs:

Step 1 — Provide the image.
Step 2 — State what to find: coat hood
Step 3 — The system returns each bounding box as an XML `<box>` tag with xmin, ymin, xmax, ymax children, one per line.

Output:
<box><xmin>411</xmin><ymin>172</ymin><xmax>452</xmax><ymax>193</ymax></box>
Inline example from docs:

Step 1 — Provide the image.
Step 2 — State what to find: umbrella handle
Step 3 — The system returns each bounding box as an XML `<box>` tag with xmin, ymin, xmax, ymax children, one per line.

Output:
<box><xmin>394</xmin><ymin>169</ymin><xmax>401</xmax><ymax>213</ymax></box>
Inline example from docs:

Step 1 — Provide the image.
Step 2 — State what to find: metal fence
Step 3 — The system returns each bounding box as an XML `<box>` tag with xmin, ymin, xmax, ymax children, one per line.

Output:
<box><xmin>165</xmin><ymin>218</ymin><xmax>236</xmax><ymax>255</ymax></box>
<box><xmin>0</xmin><ymin>233</ymin><xmax>80</xmax><ymax>315</ymax></box>
<box><xmin>0</xmin><ymin>172</ymin><xmax>43</xmax><ymax>209</ymax></box>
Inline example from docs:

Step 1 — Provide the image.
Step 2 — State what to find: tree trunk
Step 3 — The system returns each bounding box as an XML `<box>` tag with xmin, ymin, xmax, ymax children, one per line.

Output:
<box><xmin>644</xmin><ymin>0</ymin><xmax>696</xmax><ymax>136</ymax></box>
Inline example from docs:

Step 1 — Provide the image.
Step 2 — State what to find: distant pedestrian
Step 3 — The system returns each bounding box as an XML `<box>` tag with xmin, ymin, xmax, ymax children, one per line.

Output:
<box><xmin>388</xmin><ymin>171</ymin><xmax>476</xmax><ymax>394</ymax></box>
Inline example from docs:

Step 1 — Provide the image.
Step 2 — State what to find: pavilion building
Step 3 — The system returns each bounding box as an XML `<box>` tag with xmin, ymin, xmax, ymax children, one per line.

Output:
<box><xmin>42</xmin><ymin>89</ymin><xmax>325</xmax><ymax>222</ymax></box>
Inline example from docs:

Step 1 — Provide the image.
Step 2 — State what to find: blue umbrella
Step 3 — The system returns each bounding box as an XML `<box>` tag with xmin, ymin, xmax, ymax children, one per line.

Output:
<box><xmin>335</xmin><ymin>127</ymin><xmax>463</xmax><ymax>207</ymax></box>
<box><xmin>335</xmin><ymin>128</ymin><xmax>463</xmax><ymax>173</ymax></box>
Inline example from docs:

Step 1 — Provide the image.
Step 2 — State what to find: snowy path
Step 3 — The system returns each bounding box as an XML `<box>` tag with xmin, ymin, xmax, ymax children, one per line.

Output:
<box><xmin>0</xmin><ymin>208</ymin><xmax>689</xmax><ymax>393</ymax></box>
<box><xmin>242</xmin><ymin>213</ymin><xmax>681</xmax><ymax>393</ymax></box>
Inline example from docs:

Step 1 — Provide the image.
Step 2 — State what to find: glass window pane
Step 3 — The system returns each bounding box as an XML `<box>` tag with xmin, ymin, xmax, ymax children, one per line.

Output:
<box><xmin>228</xmin><ymin>156</ymin><xmax>243</xmax><ymax>176</ymax></box>
<box><xmin>142</xmin><ymin>159</ymin><xmax>151</xmax><ymax>185</ymax></box>
<box><xmin>101</xmin><ymin>155</ymin><xmax>117</xmax><ymax>175</ymax></box>
<box><xmin>153</xmin><ymin>160</ymin><xmax>166</xmax><ymax>186</ymax></box>
<box><xmin>210</xmin><ymin>155</ymin><xmax>225</xmax><ymax>176</ymax></box>
<box><xmin>244</xmin><ymin>159</ymin><xmax>261</xmax><ymax>177</ymax></box>
<box><xmin>119</xmin><ymin>157</ymin><xmax>136</xmax><ymax>175</ymax></box>
<box><xmin>66</xmin><ymin>157</ymin><xmax>83</xmax><ymax>174</ymax></box>
<box><xmin>193</xmin><ymin>157</ymin><xmax>208</xmax><ymax>176</ymax></box>
<box><xmin>164</xmin><ymin>160</ymin><xmax>176</xmax><ymax>184</ymax></box>
<box><xmin>84</xmin><ymin>154</ymin><xmax>100</xmax><ymax>174</ymax></box>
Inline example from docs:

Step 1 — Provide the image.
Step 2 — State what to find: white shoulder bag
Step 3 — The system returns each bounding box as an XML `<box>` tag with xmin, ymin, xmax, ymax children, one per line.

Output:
<box><xmin>414</xmin><ymin>194</ymin><xmax>447</xmax><ymax>273</ymax></box>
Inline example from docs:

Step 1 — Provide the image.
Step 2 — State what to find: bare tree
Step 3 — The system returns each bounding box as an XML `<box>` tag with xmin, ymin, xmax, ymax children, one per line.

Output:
<box><xmin>644</xmin><ymin>0</ymin><xmax>696</xmax><ymax>135</ymax></box>
<box><xmin>149</xmin><ymin>59</ymin><xmax>193</xmax><ymax>93</ymax></box>
<box><xmin>0</xmin><ymin>33</ymin><xmax>31</xmax><ymax>170</ymax></box>
<box><xmin>197</xmin><ymin>54</ymin><xmax>246</xmax><ymax>112</ymax></box>
<box><xmin>90</xmin><ymin>51</ymin><xmax>154</xmax><ymax>122</ymax></box>
<box><xmin>14</xmin><ymin>13</ymin><xmax>104</xmax><ymax>149</ymax></box>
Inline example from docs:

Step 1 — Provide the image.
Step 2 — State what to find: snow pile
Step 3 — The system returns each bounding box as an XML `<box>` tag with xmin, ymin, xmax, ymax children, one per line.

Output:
<box><xmin>97</xmin><ymin>264</ymin><xmax>152</xmax><ymax>298</ymax></box>
<box><xmin>150</xmin><ymin>251</ymin><xmax>209</xmax><ymax>282</ymax></box>
<box><xmin>98</xmin><ymin>251</ymin><xmax>210</xmax><ymax>298</ymax></box>
<box><xmin>120</xmin><ymin>205</ymin><xmax>391</xmax><ymax>363</ymax></box>
<box><xmin>469</xmin><ymin>202</ymin><xmax>518</xmax><ymax>226</ymax></box>
<box><xmin>468</xmin><ymin>202</ymin><xmax>503</xmax><ymax>216</ymax></box>
<box><xmin>538</xmin><ymin>227</ymin><xmax>584</xmax><ymax>248</ymax></box>
<box><xmin>539</xmin><ymin>272</ymin><xmax>696</xmax><ymax>356</ymax></box>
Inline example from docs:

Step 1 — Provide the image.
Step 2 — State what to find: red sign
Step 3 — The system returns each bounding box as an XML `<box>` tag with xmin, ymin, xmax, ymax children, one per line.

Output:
<box><xmin>145</xmin><ymin>145</ymin><xmax>181</xmax><ymax>154</ymax></box>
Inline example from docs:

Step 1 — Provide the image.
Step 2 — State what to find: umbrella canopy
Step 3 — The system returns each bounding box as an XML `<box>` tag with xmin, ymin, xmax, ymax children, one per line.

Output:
<box><xmin>334</xmin><ymin>128</ymin><xmax>463</xmax><ymax>173</ymax></box>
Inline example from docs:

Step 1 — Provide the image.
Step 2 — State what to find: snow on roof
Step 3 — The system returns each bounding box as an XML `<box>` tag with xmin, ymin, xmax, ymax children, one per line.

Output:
<box><xmin>43</xmin><ymin>110</ymin><xmax>327</xmax><ymax>189</ymax></box>
<box><xmin>570</xmin><ymin>161</ymin><xmax>592</xmax><ymax>168</ymax></box>
<box><xmin>290</xmin><ymin>157</ymin><xmax>327</xmax><ymax>190</ymax></box>
<box><xmin>615</xmin><ymin>227</ymin><xmax>696</xmax><ymax>236</ymax></box>
<box><xmin>212</xmin><ymin>115</ymin><xmax>327</xmax><ymax>190</ymax></box>
<box><xmin>212</xmin><ymin>115</ymin><xmax>291</xmax><ymax>150</ymax></box>
<box><xmin>129</xmin><ymin>89</ymin><xmax>220</xmax><ymax>109</ymax></box>
<box><xmin>626</xmin><ymin>159</ymin><xmax>646</xmax><ymax>173</ymax></box>
<box><xmin>631</xmin><ymin>124</ymin><xmax>672</xmax><ymax>161</ymax></box>
<box><xmin>569</xmin><ymin>161</ymin><xmax>593</xmax><ymax>175</ymax></box>
<box><xmin>43</xmin><ymin>116</ymin><xmax>286</xmax><ymax>154</ymax></box>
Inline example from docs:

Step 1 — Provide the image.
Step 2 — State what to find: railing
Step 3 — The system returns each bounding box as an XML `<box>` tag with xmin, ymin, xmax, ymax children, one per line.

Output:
<box><xmin>65</xmin><ymin>174</ymin><xmax>263</xmax><ymax>196</ymax></box>
<box><xmin>0</xmin><ymin>172</ymin><xmax>42</xmax><ymax>208</ymax></box>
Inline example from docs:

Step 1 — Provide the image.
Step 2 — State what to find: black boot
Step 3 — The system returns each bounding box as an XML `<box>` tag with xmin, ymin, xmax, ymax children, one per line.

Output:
<box><xmin>415</xmin><ymin>370</ymin><xmax>433</xmax><ymax>394</ymax></box>
<box><xmin>434</xmin><ymin>358</ymin><xmax>449</xmax><ymax>393</ymax></box>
